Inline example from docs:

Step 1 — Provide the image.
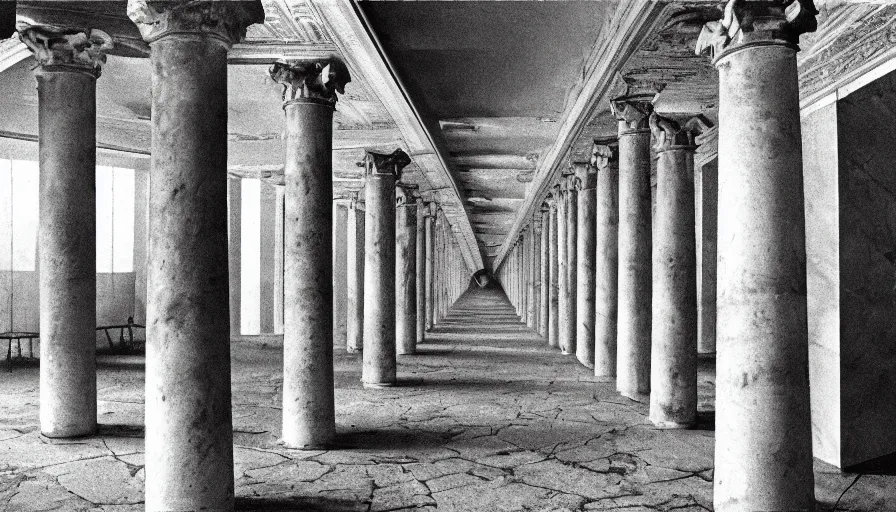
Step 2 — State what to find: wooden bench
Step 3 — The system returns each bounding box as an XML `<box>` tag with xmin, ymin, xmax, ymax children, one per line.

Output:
<box><xmin>1</xmin><ymin>331</ymin><xmax>39</xmax><ymax>362</ymax></box>
<box><xmin>96</xmin><ymin>317</ymin><xmax>145</xmax><ymax>351</ymax></box>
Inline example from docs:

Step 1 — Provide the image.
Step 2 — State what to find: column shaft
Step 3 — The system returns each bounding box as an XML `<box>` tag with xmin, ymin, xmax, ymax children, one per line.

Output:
<box><xmin>274</xmin><ymin>187</ymin><xmax>285</xmax><ymax>334</ymax></box>
<box><xmin>594</xmin><ymin>147</ymin><xmax>619</xmax><ymax>378</ymax></box>
<box><xmin>346</xmin><ymin>201</ymin><xmax>364</xmax><ymax>352</ymax></box>
<box><xmin>548</xmin><ymin>203</ymin><xmax>560</xmax><ymax>348</ymax></box>
<box><xmin>649</xmin><ymin>142</ymin><xmax>697</xmax><ymax>428</ymax></box>
<box><xmin>616</xmin><ymin>125</ymin><xmax>652</xmax><ymax>399</ymax></box>
<box><xmin>133</xmin><ymin>162</ymin><xmax>150</xmax><ymax>325</ymax></box>
<box><xmin>281</xmin><ymin>99</ymin><xmax>335</xmax><ymax>448</ymax></box>
<box><xmin>563</xmin><ymin>182</ymin><xmax>578</xmax><ymax>355</ymax></box>
<box><xmin>415</xmin><ymin>201</ymin><xmax>426</xmax><ymax>344</ymax></box>
<box><xmin>145</xmin><ymin>35</ymin><xmax>234</xmax><ymax>509</ymax></box>
<box><xmin>576</xmin><ymin>171</ymin><xmax>597</xmax><ymax>368</ymax></box>
<box><xmin>424</xmin><ymin>212</ymin><xmax>434</xmax><ymax>330</ymax></box>
<box><xmin>395</xmin><ymin>196</ymin><xmax>417</xmax><ymax>355</ymax></box>
<box><xmin>37</xmin><ymin>66</ymin><xmax>98</xmax><ymax>438</ymax></box>
<box><xmin>713</xmin><ymin>43</ymin><xmax>814</xmax><ymax>511</ymax></box>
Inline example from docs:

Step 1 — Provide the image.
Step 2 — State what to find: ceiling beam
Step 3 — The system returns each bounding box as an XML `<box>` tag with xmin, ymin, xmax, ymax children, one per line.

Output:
<box><xmin>306</xmin><ymin>0</ymin><xmax>485</xmax><ymax>274</ymax></box>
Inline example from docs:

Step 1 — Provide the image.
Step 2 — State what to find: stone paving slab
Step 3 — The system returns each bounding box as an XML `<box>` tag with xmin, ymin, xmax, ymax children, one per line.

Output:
<box><xmin>1</xmin><ymin>287</ymin><xmax>894</xmax><ymax>511</ymax></box>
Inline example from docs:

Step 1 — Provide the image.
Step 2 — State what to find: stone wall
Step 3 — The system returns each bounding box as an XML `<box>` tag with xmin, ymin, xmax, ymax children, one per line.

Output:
<box><xmin>803</xmin><ymin>69</ymin><xmax>896</xmax><ymax>468</ymax></box>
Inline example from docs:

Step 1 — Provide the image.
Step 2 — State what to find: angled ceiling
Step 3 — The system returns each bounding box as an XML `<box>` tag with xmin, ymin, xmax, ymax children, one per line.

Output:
<box><xmin>360</xmin><ymin>1</ymin><xmax>611</xmax><ymax>264</ymax></box>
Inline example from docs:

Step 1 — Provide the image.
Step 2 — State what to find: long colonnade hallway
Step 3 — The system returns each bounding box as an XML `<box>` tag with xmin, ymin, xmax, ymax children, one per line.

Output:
<box><xmin>0</xmin><ymin>286</ymin><xmax>891</xmax><ymax>511</ymax></box>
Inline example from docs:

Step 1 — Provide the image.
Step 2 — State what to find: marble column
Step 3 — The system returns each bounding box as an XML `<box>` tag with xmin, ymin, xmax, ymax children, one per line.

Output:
<box><xmin>538</xmin><ymin>204</ymin><xmax>550</xmax><ymax>338</ymax></box>
<box><xmin>332</xmin><ymin>200</ymin><xmax>348</xmax><ymax>345</ymax></box>
<box><xmin>592</xmin><ymin>140</ymin><xmax>619</xmax><ymax>378</ymax></box>
<box><xmin>362</xmin><ymin>149</ymin><xmax>411</xmax><ymax>388</ymax></box>
<box><xmin>547</xmin><ymin>193</ymin><xmax>560</xmax><ymax>348</ymax></box>
<box><xmin>574</xmin><ymin>162</ymin><xmax>597</xmax><ymax>368</ymax></box>
<box><xmin>346</xmin><ymin>192</ymin><xmax>364</xmax><ymax>353</ymax></box>
<box><xmin>648</xmin><ymin>113</ymin><xmax>700</xmax><ymax>429</ymax></box>
<box><xmin>424</xmin><ymin>203</ymin><xmax>435</xmax><ymax>331</ymax></box>
<box><xmin>697</xmin><ymin>3</ymin><xmax>817</xmax><ymax>509</ymax></box>
<box><xmin>610</xmin><ymin>95</ymin><xmax>653</xmax><ymax>400</ymax></box>
<box><xmin>556</xmin><ymin>184</ymin><xmax>568</xmax><ymax>351</ymax></box>
<box><xmin>19</xmin><ymin>23</ymin><xmax>111</xmax><ymax>438</ymax></box>
<box><xmin>129</xmin><ymin>2</ymin><xmax>264</xmax><ymax>509</ymax></box>
<box><xmin>527</xmin><ymin>216</ymin><xmax>540</xmax><ymax>331</ymax></box>
<box><xmin>562</xmin><ymin>174</ymin><xmax>578</xmax><ymax>356</ymax></box>
<box><xmin>415</xmin><ymin>199</ymin><xmax>426</xmax><ymax>344</ymax></box>
<box><xmin>228</xmin><ymin>176</ymin><xmax>242</xmax><ymax>337</ymax></box>
<box><xmin>269</xmin><ymin>58</ymin><xmax>349</xmax><ymax>448</ymax></box>
<box><xmin>695</xmin><ymin>138</ymin><xmax>718</xmax><ymax>355</ymax></box>
<box><xmin>395</xmin><ymin>185</ymin><xmax>418</xmax><ymax>355</ymax></box>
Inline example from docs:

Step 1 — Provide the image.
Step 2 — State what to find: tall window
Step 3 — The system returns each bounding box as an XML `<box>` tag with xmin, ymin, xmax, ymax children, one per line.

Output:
<box><xmin>96</xmin><ymin>166</ymin><xmax>135</xmax><ymax>273</ymax></box>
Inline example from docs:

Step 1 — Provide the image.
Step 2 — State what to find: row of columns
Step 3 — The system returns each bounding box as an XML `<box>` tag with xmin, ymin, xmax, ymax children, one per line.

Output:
<box><xmin>19</xmin><ymin>2</ymin><xmax>472</xmax><ymax>510</ymax></box>
<box><xmin>500</xmin><ymin>1</ymin><xmax>818</xmax><ymax>510</ymax></box>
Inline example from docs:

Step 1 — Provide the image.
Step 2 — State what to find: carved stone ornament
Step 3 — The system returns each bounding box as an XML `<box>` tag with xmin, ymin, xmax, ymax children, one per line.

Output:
<box><xmin>395</xmin><ymin>183</ymin><xmax>418</xmax><ymax>207</ymax></box>
<box><xmin>648</xmin><ymin>113</ymin><xmax>695</xmax><ymax>152</ymax></box>
<box><xmin>541</xmin><ymin>200</ymin><xmax>552</xmax><ymax>212</ymax></box>
<box><xmin>269</xmin><ymin>58</ymin><xmax>351</xmax><ymax>105</ymax></box>
<box><xmin>127</xmin><ymin>0</ymin><xmax>265</xmax><ymax>46</ymax></box>
<box><xmin>695</xmin><ymin>0</ymin><xmax>818</xmax><ymax>62</ymax></box>
<box><xmin>363</xmin><ymin>149</ymin><xmax>411</xmax><ymax>179</ymax></box>
<box><xmin>591</xmin><ymin>140</ymin><xmax>619</xmax><ymax>171</ymax></box>
<box><xmin>17</xmin><ymin>23</ymin><xmax>113</xmax><ymax>76</ymax></box>
<box><xmin>609</xmin><ymin>95</ymin><xmax>654</xmax><ymax>133</ymax></box>
<box><xmin>569</xmin><ymin>162</ymin><xmax>595</xmax><ymax>191</ymax></box>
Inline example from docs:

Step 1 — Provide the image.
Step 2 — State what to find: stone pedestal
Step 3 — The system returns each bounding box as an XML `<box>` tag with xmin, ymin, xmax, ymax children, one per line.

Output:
<box><xmin>362</xmin><ymin>150</ymin><xmax>411</xmax><ymax>388</ymax></box>
<box><xmin>547</xmin><ymin>196</ymin><xmax>560</xmax><ymax>348</ymax></box>
<box><xmin>611</xmin><ymin>96</ymin><xmax>653</xmax><ymax>400</ymax></box>
<box><xmin>346</xmin><ymin>194</ymin><xmax>364</xmax><ymax>353</ymax></box>
<box><xmin>592</xmin><ymin>141</ymin><xmax>619</xmax><ymax>378</ymax></box>
<box><xmin>415</xmin><ymin>200</ymin><xmax>426</xmax><ymax>344</ymax></box>
<box><xmin>270</xmin><ymin>58</ymin><xmax>350</xmax><ymax>449</ymax></box>
<box><xmin>648</xmin><ymin>113</ymin><xmax>699</xmax><ymax>429</ymax></box>
<box><xmin>129</xmin><ymin>3</ymin><xmax>264</xmax><ymax>509</ymax></box>
<box><xmin>19</xmin><ymin>23</ymin><xmax>111</xmax><ymax>438</ymax></box>
<box><xmin>574</xmin><ymin>164</ymin><xmax>597</xmax><ymax>368</ymax></box>
<box><xmin>697</xmin><ymin>4</ymin><xmax>817</xmax><ymax>509</ymax></box>
<box><xmin>395</xmin><ymin>186</ymin><xmax>417</xmax><ymax>355</ymax></box>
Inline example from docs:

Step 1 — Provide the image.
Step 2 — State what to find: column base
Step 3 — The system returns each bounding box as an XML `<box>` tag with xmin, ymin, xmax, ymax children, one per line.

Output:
<box><xmin>650</xmin><ymin>419</ymin><xmax>694</xmax><ymax>430</ymax></box>
<box><xmin>397</xmin><ymin>350</ymin><xmax>417</xmax><ymax>356</ymax></box>
<box><xmin>362</xmin><ymin>381</ymin><xmax>396</xmax><ymax>389</ymax></box>
<box><xmin>578</xmin><ymin>360</ymin><xmax>595</xmax><ymax>369</ymax></box>
<box><xmin>41</xmin><ymin>424</ymin><xmax>98</xmax><ymax>439</ymax></box>
<box><xmin>620</xmin><ymin>390</ymin><xmax>649</xmax><ymax>403</ymax></box>
<box><xmin>347</xmin><ymin>347</ymin><xmax>362</xmax><ymax>354</ymax></box>
<box><xmin>279</xmin><ymin>439</ymin><xmax>332</xmax><ymax>450</ymax></box>
<box><xmin>560</xmin><ymin>350</ymin><xmax>571</xmax><ymax>355</ymax></box>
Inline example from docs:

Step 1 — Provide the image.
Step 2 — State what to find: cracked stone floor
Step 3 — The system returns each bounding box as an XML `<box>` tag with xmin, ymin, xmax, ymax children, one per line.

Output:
<box><xmin>2</xmin><ymin>286</ymin><xmax>895</xmax><ymax>511</ymax></box>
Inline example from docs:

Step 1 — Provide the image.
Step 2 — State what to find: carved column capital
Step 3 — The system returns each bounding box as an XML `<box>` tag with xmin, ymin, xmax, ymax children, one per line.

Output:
<box><xmin>362</xmin><ymin>149</ymin><xmax>411</xmax><ymax>180</ymax></box>
<box><xmin>17</xmin><ymin>23</ymin><xmax>113</xmax><ymax>77</ymax></box>
<box><xmin>127</xmin><ymin>0</ymin><xmax>265</xmax><ymax>47</ymax></box>
<box><xmin>540</xmin><ymin>200</ymin><xmax>552</xmax><ymax>213</ymax></box>
<box><xmin>610</xmin><ymin>94</ymin><xmax>654</xmax><ymax>134</ymax></box>
<box><xmin>395</xmin><ymin>182</ymin><xmax>418</xmax><ymax>207</ymax></box>
<box><xmin>569</xmin><ymin>162</ymin><xmax>595</xmax><ymax>191</ymax></box>
<box><xmin>695</xmin><ymin>0</ymin><xmax>818</xmax><ymax>63</ymax></box>
<box><xmin>591</xmin><ymin>138</ymin><xmax>619</xmax><ymax>171</ymax></box>
<box><xmin>648</xmin><ymin>113</ymin><xmax>696</xmax><ymax>153</ymax></box>
<box><xmin>269</xmin><ymin>58</ymin><xmax>351</xmax><ymax>106</ymax></box>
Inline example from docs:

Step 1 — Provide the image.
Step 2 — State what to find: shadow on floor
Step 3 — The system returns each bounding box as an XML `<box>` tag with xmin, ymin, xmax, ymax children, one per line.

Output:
<box><xmin>236</xmin><ymin>496</ymin><xmax>365</xmax><ymax>512</ymax></box>
<box><xmin>335</xmin><ymin>427</ymin><xmax>449</xmax><ymax>452</ymax></box>
<box><xmin>844</xmin><ymin>451</ymin><xmax>896</xmax><ymax>476</ymax></box>
<box><xmin>98</xmin><ymin>423</ymin><xmax>145</xmax><ymax>438</ymax></box>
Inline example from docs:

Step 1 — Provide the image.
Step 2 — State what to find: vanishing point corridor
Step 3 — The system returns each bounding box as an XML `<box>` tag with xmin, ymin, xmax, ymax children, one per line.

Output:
<box><xmin>1</xmin><ymin>286</ymin><xmax>891</xmax><ymax>511</ymax></box>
